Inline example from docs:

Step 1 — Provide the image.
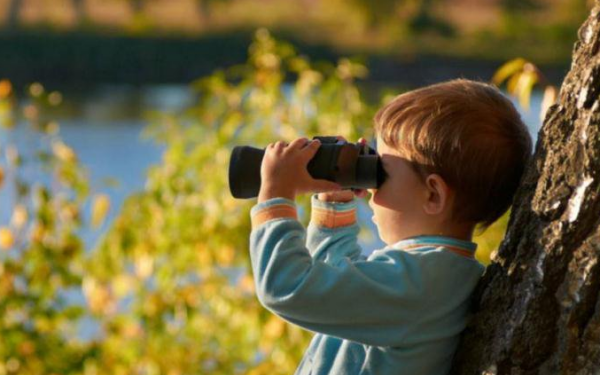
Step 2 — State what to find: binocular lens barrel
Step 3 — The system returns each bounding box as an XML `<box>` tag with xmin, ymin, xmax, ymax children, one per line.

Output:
<box><xmin>228</xmin><ymin>139</ymin><xmax>387</xmax><ymax>199</ymax></box>
<box><xmin>229</xmin><ymin>146</ymin><xmax>265</xmax><ymax>199</ymax></box>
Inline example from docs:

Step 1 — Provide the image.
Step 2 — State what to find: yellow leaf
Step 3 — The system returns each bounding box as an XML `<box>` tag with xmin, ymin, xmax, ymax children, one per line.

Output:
<box><xmin>48</xmin><ymin>91</ymin><xmax>62</xmax><ymax>106</ymax></box>
<box><xmin>196</xmin><ymin>244</ymin><xmax>213</xmax><ymax>268</ymax></box>
<box><xmin>264</xmin><ymin>315</ymin><xmax>285</xmax><ymax>340</ymax></box>
<box><xmin>11</xmin><ymin>205</ymin><xmax>27</xmax><ymax>229</ymax></box>
<box><xmin>29</xmin><ymin>82</ymin><xmax>44</xmax><ymax>97</ymax></box>
<box><xmin>17</xmin><ymin>341</ymin><xmax>35</xmax><ymax>357</ymax></box>
<box><xmin>91</xmin><ymin>194</ymin><xmax>110</xmax><ymax>228</ymax></box>
<box><xmin>238</xmin><ymin>274</ymin><xmax>255</xmax><ymax>294</ymax></box>
<box><xmin>52</xmin><ymin>141</ymin><xmax>76</xmax><ymax>163</ymax></box>
<box><xmin>516</xmin><ymin>70</ymin><xmax>537</xmax><ymax>110</ymax></box>
<box><xmin>134</xmin><ymin>253</ymin><xmax>154</xmax><ymax>280</ymax></box>
<box><xmin>31</xmin><ymin>224</ymin><xmax>46</xmax><ymax>243</ymax></box>
<box><xmin>506</xmin><ymin>72</ymin><xmax>522</xmax><ymax>95</ymax></box>
<box><xmin>216</xmin><ymin>245</ymin><xmax>235</xmax><ymax>267</ymax></box>
<box><xmin>0</xmin><ymin>79</ymin><xmax>12</xmax><ymax>99</ymax></box>
<box><xmin>0</xmin><ymin>227</ymin><xmax>14</xmax><ymax>250</ymax></box>
<box><xmin>112</xmin><ymin>274</ymin><xmax>134</xmax><ymax>297</ymax></box>
<box><xmin>0</xmin><ymin>166</ymin><xmax>4</xmax><ymax>189</ymax></box>
<box><xmin>82</xmin><ymin>277</ymin><xmax>115</xmax><ymax>315</ymax></box>
<box><xmin>492</xmin><ymin>58</ymin><xmax>527</xmax><ymax>86</ymax></box>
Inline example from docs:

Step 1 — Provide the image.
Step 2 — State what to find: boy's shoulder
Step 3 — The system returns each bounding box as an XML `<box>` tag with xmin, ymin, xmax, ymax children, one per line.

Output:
<box><xmin>369</xmin><ymin>236</ymin><xmax>485</xmax><ymax>273</ymax></box>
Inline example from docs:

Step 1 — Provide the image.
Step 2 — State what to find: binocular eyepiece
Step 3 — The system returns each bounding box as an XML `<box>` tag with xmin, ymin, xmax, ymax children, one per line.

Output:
<box><xmin>228</xmin><ymin>136</ymin><xmax>387</xmax><ymax>199</ymax></box>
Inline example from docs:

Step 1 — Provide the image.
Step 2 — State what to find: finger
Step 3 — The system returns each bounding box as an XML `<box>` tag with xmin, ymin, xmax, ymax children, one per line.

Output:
<box><xmin>302</xmin><ymin>139</ymin><xmax>322</xmax><ymax>159</ymax></box>
<box><xmin>275</xmin><ymin>141</ymin><xmax>287</xmax><ymax>150</ymax></box>
<box><xmin>288</xmin><ymin>137</ymin><xmax>310</xmax><ymax>150</ymax></box>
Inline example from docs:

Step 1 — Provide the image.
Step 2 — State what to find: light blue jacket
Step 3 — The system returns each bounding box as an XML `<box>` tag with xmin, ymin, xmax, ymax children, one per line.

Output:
<box><xmin>249</xmin><ymin>195</ymin><xmax>485</xmax><ymax>375</ymax></box>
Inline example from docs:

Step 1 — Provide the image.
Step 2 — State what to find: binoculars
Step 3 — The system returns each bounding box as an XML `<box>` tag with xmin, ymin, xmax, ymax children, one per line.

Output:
<box><xmin>228</xmin><ymin>136</ymin><xmax>387</xmax><ymax>199</ymax></box>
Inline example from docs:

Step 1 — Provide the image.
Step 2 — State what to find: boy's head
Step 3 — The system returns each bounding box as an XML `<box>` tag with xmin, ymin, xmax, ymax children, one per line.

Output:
<box><xmin>369</xmin><ymin>79</ymin><xmax>532</xmax><ymax>240</ymax></box>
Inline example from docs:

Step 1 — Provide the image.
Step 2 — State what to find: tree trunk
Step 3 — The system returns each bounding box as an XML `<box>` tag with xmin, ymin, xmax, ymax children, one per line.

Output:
<box><xmin>451</xmin><ymin>2</ymin><xmax>600</xmax><ymax>374</ymax></box>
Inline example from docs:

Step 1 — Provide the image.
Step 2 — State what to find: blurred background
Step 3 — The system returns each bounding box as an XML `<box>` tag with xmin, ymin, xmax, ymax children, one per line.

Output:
<box><xmin>0</xmin><ymin>1</ymin><xmax>591</xmax><ymax>374</ymax></box>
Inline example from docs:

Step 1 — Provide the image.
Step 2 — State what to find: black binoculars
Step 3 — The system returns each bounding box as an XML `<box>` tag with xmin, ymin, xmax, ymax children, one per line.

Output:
<box><xmin>228</xmin><ymin>136</ymin><xmax>387</xmax><ymax>199</ymax></box>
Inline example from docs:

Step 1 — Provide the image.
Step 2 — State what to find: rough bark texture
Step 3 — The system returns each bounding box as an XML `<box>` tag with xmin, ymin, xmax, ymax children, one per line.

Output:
<box><xmin>451</xmin><ymin>2</ymin><xmax>600</xmax><ymax>374</ymax></box>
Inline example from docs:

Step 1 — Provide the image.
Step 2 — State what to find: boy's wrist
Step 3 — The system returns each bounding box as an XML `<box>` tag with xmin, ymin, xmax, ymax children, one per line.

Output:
<box><xmin>251</xmin><ymin>197</ymin><xmax>298</xmax><ymax>229</ymax></box>
<box><xmin>311</xmin><ymin>194</ymin><xmax>357</xmax><ymax>229</ymax></box>
<box><xmin>258</xmin><ymin>184</ymin><xmax>296</xmax><ymax>203</ymax></box>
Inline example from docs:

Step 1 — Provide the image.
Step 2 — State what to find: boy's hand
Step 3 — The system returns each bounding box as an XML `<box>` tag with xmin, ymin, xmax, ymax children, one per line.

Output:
<box><xmin>258</xmin><ymin>138</ymin><xmax>342</xmax><ymax>203</ymax></box>
<box><xmin>317</xmin><ymin>136</ymin><xmax>369</xmax><ymax>203</ymax></box>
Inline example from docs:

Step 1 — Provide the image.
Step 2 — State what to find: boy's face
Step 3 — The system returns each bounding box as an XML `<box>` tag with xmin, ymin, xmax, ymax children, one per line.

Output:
<box><xmin>367</xmin><ymin>136</ymin><xmax>430</xmax><ymax>245</ymax></box>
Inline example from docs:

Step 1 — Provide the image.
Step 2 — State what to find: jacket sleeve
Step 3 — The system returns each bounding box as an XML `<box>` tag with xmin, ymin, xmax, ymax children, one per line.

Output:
<box><xmin>306</xmin><ymin>194</ymin><xmax>365</xmax><ymax>264</ymax></box>
<box><xmin>249</xmin><ymin>197</ymin><xmax>424</xmax><ymax>347</ymax></box>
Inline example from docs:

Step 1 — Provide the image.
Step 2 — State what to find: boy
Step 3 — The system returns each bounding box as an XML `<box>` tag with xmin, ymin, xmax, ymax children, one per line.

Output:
<box><xmin>248</xmin><ymin>79</ymin><xmax>532</xmax><ymax>374</ymax></box>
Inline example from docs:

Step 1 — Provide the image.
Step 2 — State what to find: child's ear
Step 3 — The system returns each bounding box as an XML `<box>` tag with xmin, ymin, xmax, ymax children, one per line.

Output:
<box><xmin>422</xmin><ymin>174</ymin><xmax>450</xmax><ymax>216</ymax></box>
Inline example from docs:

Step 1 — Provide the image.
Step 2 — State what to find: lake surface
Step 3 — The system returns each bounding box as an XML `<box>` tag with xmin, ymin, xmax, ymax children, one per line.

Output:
<box><xmin>0</xmin><ymin>84</ymin><xmax>544</xmax><ymax>253</ymax></box>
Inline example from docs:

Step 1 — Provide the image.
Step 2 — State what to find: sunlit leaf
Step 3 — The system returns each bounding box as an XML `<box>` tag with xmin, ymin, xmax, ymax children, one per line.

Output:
<box><xmin>0</xmin><ymin>227</ymin><xmax>14</xmax><ymax>250</ymax></box>
<box><xmin>134</xmin><ymin>252</ymin><xmax>154</xmax><ymax>280</ymax></box>
<box><xmin>492</xmin><ymin>58</ymin><xmax>527</xmax><ymax>86</ymax></box>
<box><xmin>82</xmin><ymin>277</ymin><xmax>115</xmax><ymax>315</ymax></box>
<box><xmin>91</xmin><ymin>194</ymin><xmax>111</xmax><ymax>228</ymax></box>
<box><xmin>516</xmin><ymin>70</ymin><xmax>538</xmax><ymax>110</ymax></box>
<box><xmin>48</xmin><ymin>91</ymin><xmax>63</xmax><ymax>106</ymax></box>
<box><xmin>11</xmin><ymin>204</ymin><xmax>28</xmax><ymax>229</ymax></box>
<box><xmin>52</xmin><ymin>141</ymin><xmax>77</xmax><ymax>163</ymax></box>
<box><xmin>506</xmin><ymin>71</ymin><xmax>522</xmax><ymax>95</ymax></box>
<box><xmin>29</xmin><ymin>82</ymin><xmax>44</xmax><ymax>98</ymax></box>
<box><xmin>0</xmin><ymin>79</ymin><xmax>12</xmax><ymax>99</ymax></box>
<box><xmin>238</xmin><ymin>274</ymin><xmax>256</xmax><ymax>294</ymax></box>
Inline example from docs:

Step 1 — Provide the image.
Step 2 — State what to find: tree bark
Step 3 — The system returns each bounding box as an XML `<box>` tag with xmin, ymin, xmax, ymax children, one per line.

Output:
<box><xmin>451</xmin><ymin>2</ymin><xmax>600</xmax><ymax>374</ymax></box>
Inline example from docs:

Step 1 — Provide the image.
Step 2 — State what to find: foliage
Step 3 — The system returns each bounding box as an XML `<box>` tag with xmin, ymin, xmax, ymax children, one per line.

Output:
<box><xmin>0</xmin><ymin>80</ymin><xmax>97</xmax><ymax>374</ymax></box>
<box><xmin>493</xmin><ymin>57</ymin><xmax>557</xmax><ymax>121</ymax></box>
<box><xmin>85</xmin><ymin>28</ymin><xmax>375</xmax><ymax>374</ymax></box>
<box><xmin>0</xmin><ymin>30</ymin><xmax>522</xmax><ymax>373</ymax></box>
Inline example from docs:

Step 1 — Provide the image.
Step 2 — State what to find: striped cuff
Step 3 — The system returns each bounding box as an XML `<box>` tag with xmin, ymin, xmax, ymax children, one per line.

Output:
<box><xmin>310</xmin><ymin>194</ymin><xmax>357</xmax><ymax>229</ymax></box>
<box><xmin>250</xmin><ymin>197</ymin><xmax>298</xmax><ymax>229</ymax></box>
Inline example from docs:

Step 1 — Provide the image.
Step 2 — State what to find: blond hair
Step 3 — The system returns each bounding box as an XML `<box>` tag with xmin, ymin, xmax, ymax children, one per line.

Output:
<box><xmin>374</xmin><ymin>79</ymin><xmax>532</xmax><ymax>229</ymax></box>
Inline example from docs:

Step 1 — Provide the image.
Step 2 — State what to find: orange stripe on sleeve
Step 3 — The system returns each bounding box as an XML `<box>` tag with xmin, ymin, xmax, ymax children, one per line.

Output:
<box><xmin>311</xmin><ymin>207</ymin><xmax>356</xmax><ymax>229</ymax></box>
<box><xmin>251</xmin><ymin>204</ymin><xmax>298</xmax><ymax>229</ymax></box>
<box><xmin>403</xmin><ymin>244</ymin><xmax>475</xmax><ymax>258</ymax></box>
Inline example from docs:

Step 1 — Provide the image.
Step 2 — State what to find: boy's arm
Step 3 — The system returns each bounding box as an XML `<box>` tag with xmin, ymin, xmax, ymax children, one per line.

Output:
<box><xmin>250</xmin><ymin>197</ymin><xmax>423</xmax><ymax>347</ymax></box>
<box><xmin>306</xmin><ymin>194</ymin><xmax>365</xmax><ymax>263</ymax></box>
